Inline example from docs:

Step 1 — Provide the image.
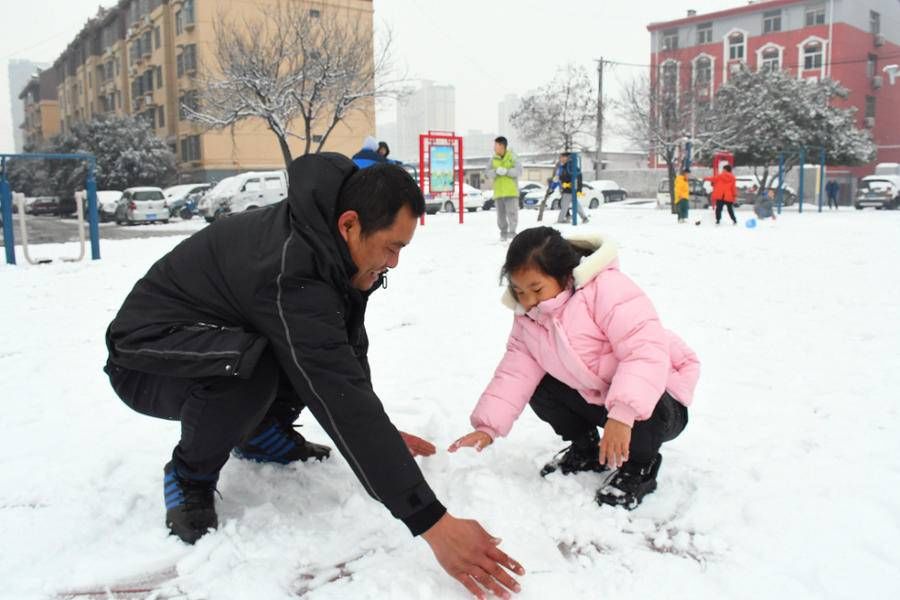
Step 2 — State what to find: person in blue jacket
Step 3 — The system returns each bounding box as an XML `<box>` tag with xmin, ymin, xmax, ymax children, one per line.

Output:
<box><xmin>352</xmin><ymin>136</ymin><xmax>386</xmax><ymax>169</ymax></box>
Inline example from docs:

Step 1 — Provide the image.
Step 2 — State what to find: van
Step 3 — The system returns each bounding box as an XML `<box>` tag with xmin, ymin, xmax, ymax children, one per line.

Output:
<box><xmin>199</xmin><ymin>171</ymin><xmax>287</xmax><ymax>222</ymax></box>
<box><xmin>656</xmin><ymin>177</ymin><xmax>710</xmax><ymax>210</ymax></box>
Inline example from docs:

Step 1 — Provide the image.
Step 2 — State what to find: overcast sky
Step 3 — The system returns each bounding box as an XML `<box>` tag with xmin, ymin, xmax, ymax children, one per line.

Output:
<box><xmin>0</xmin><ymin>0</ymin><xmax>735</xmax><ymax>153</ymax></box>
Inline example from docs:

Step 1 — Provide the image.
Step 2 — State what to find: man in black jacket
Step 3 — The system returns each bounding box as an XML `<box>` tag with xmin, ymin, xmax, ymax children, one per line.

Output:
<box><xmin>105</xmin><ymin>154</ymin><xmax>523</xmax><ymax>598</ymax></box>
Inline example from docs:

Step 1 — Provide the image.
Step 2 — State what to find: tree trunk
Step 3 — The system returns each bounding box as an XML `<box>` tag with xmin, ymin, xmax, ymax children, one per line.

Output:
<box><xmin>276</xmin><ymin>134</ymin><xmax>293</xmax><ymax>170</ymax></box>
<box><xmin>666</xmin><ymin>150</ymin><xmax>677</xmax><ymax>215</ymax></box>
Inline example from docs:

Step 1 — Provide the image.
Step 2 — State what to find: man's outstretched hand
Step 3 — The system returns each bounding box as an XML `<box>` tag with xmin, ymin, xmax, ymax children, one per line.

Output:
<box><xmin>422</xmin><ymin>513</ymin><xmax>525</xmax><ymax>599</ymax></box>
<box><xmin>399</xmin><ymin>431</ymin><xmax>436</xmax><ymax>457</ymax></box>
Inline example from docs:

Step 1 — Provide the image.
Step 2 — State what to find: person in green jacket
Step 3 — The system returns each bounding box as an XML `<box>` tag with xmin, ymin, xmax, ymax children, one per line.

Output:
<box><xmin>485</xmin><ymin>136</ymin><xmax>521</xmax><ymax>241</ymax></box>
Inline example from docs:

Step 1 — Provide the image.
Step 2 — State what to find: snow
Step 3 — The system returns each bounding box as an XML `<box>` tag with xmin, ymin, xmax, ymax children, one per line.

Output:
<box><xmin>2</xmin><ymin>204</ymin><xmax>900</xmax><ymax>599</ymax></box>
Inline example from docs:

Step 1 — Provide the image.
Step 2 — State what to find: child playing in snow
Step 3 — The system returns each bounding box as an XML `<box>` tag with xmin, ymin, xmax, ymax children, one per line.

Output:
<box><xmin>449</xmin><ymin>227</ymin><xmax>700</xmax><ymax>509</ymax></box>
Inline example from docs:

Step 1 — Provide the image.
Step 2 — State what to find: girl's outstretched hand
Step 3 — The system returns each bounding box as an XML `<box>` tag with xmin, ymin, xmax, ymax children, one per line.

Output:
<box><xmin>448</xmin><ymin>431</ymin><xmax>494</xmax><ymax>453</ymax></box>
<box><xmin>399</xmin><ymin>431</ymin><xmax>437</xmax><ymax>457</ymax></box>
<box><xmin>599</xmin><ymin>419</ymin><xmax>632</xmax><ymax>469</ymax></box>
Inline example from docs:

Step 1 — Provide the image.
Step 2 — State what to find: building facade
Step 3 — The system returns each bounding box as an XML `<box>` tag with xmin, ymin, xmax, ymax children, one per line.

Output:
<box><xmin>7</xmin><ymin>59</ymin><xmax>50</xmax><ymax>152</ymax></box>
<box><xmin>648</xmin><ymin>0</ymin><xmax>900</xmax><ymax>176</ymax></box>
<box><xmin>46</xmin><ymin>0</ymin><xmax>375</xmax><ymax>182</ymax></box>
<box><xmin>18</xmin><ymin>70</ymin><xmax>60</xmax><ymax>149</ymax></box>
<box><xmin>395</xmin><ymin>81</ymin><xmax>456</xmax><ymax>163</ymax></box>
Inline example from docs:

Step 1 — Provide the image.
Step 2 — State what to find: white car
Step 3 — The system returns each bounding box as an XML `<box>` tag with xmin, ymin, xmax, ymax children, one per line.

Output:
<box><xmin>114</xmin><ymin>187</ymin><xmax>168</xmax><ymax>225</ymax></box>
<box><xmin>734</xmin><ymin>174</ymin><xmax>796</xmax><ymax>206</ymax></box>
<box><xmin>163</xmin><ymin>183</ymin><xmax>212</xmax><ymax>217</ymax></box>
<box><xmin>585</xmin><ymin>180</ymin><xmax>628</xmax><ymax>203</ymax></box>
<box><xmin>523</xmin><ymin>183</ymin><xmax>603</xmax><ymax>211</ymax></box>
<box><xmin>96</xmin><ymin>190</ymin><xmax>123</xmax><ymax>222</ymax></box>
<box><xmin>855</xmin><ymin>175</ymin><xmax>900</xmax><ymax>210</ymax></box>
<box><xmin>426</xmin><ymin>183</ymin><xmax>485</xmax><ymax>213</ymax></box>
<box><xmin>200</xmin><ymin>171</ymin><xmax>287</xmax><ymax>222</ymax></box>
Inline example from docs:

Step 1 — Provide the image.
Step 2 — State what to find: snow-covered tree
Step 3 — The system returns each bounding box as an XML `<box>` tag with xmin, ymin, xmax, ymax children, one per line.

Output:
<box><xmin>186</xmin><ymin>1</ymin><xmax>401</xmax><ymax>167</ymax></box>
<box><xmin>510</xmin><ymin>64</ymin><xmax>597</xmax><ymax>153</ymax></box>
<box><xmin>47</xmin><ymin>115</ymin><xmax>177</xmax><ymax>195</ymax></box>
<box><xmin>708</xmin><ymin>68</ymin><xmax>876</xmax><ymax>187</ymax></box>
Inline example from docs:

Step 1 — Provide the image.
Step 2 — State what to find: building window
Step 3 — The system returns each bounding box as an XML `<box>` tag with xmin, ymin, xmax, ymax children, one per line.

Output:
<box><xmin>312</xmin><ymin>134</ymin><xmax>324</xmax><ymax>143</ymax></box>
<box><xmin>727</xmin><ymin>32</ymin><xmax>745</xmax><ymax>61</ymax></box>
<box><xmin>697</xmin><ymin>22</ymin><xmax>712</xmax><ymax>45</ymax></box>
<box><xmin>865</xmin><ymin>96</ymin><xmax>875</xmax><ymax>119</ymax></box>
<box><xmin>183</xmin><ymin>44</ymin><xmax>197</xmax><ymax>73</ymax></box>
<box><xmin>309</xmin><ymin>9</ymin><xmax>321</xmax><ymax>18</ymax></box>
<box><xmin>805</xmin><ymin>6</ymin><xmax>826</xmax><ymax>26</ymax></box>
<box><xmin>803</xmin><ymin>42</ymin><xmax>823</xmax><ymax>70</ymax></box>
<box><xmin>176</xmin><ymin>10</ymin><xmax>182</xmax><ymax>35</ymax></box>
<box><xmin>144</xmin><ymin>70</ymin><xmax>154</xmax><ymax>92</ymax></box>
<box><xmin>694</xmin><ymin>57</ymin><xmax>711</xmax><ymax>85</ymax></box>
<box><xmin>157</xmin><ymin>106</ymin><xmax>165</xmax><ymax>128</ymax></box>
<box><xmin>661</xmin><ymin>29</ymin><xmax>679</xmax><ymax>51</ymax></box>
<box><xmin>179</xmin><ymin>90</ymin><xmax>198</xmax><ymax>119</ymax></box>
<box><xmin>661</xmin><ymin>61</ymin><xmax>678</xmax><ymax>94</ymax></box>
<box><xmin>763</xmin><ymin>10</ymin><xmax>782</xmax><ymax>33</ymax></box>
<box><xmin>180</xmin><ymin>135</ymin><xmax>202</xmax><ymax>161</ymax></box>
<box><xmin>870</xmin><ymin>11</ymin><xmax>880</xmax><ymax>34</ymax></box>
<box><xmin>760</xmin><ymin>47</ymin><xmax>781</xmax><ymax>72</ymax></box>
<box><xmin>177</xmin><ymin>53</ymin><xmax>184</xmax><ymax>77</ymax></box>
<box><xmin>142</xmin><ymin>31</ymin><xmax>152</xmax><ymax>56</ymax></box>
<box><xmin>156</xmin><ymin>66</ymin><xmax>163</xmax><ymax>88</ymax></box>
<box><xmin>867</xmin><ymin>54</ymin><xmax>878</xmax><ymax>78</ymax></box>
<box><xmin>183</xmin><ymin>0</ymin><xmax>195</xmax><ymax>26</ymax></box>
<box><xmin>154</xmin><ymin>26</ymin><xmax>161</xmax><ymax>49</ymax></box>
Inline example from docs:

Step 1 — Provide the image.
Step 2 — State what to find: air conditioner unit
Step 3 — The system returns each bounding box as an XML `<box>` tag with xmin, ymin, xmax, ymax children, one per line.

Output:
<box><xmin>864</xmin><ymin>116</ymin><xmax>875</xmax><ymax>128</ymax></box>
<box><xmin>874</xmin><ymin>34</ymin><xmax>885</xmax><ymax>47</ymax></box>
<box><xmin>872</xmin><ymin>75</ymin><xmax>883</xmax><ymax>89</ymax></box>
<box><xmin>126</xmin><ymin>27</ymin><xmax>134</xmax><ymax>38</ymax></box>
<box><xmin>142</xmin><ymin>15</ymin><xmax>152</xmax><ymax>27</ymax></box>
<box><xmin>144</xmin><ymin>93</ymin><xmax>154</xmax><ymax>105</ymax></box>
<box><xmin>129</xmin><ymin>66</ymin><xmax>138</xmax><ymax>77</ymax></box>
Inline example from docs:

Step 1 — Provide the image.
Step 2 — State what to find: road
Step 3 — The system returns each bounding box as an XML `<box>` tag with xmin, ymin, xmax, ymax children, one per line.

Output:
<box><xmin>0</xmin><ymin>214</ymin><xmax>207</xmax><ymax>246</ymax></box>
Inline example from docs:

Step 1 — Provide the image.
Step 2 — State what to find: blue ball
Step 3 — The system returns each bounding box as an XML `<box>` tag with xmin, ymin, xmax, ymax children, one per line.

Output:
<box><xmin>745</xmin><ymin>218</ymin><xmax>758</xmax><ymax>229</ymax></box>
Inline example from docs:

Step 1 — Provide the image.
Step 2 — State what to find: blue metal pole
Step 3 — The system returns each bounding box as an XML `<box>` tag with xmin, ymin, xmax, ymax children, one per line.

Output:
<box><xmin>1</xmin><ymin>158</ymin><xmax>15</xmax><ymax>265</ymax></box>
<box><xmin>798</xmin><ymin>147</ymin><xmax>806</xmax><ymax>214</ymax></box>
<box><xmin>86</xmin><ymin>161</ymin><xmax>100</xmax><ymax>260</ymax></box>
<box><xmin>818</xmin><ymin>147</ymin><xmax>826</xmax><ymax>213</ymax></box>
<box><xmin>571</xmin><ymin>152</ymin><xmax>580</xmax><ymax>226</ymax></box>
<box><xmin>683</xmin><ymin>140</ymin><xmax>693</xmax><ymax>170</ymax></box>
<box><xmin>777</xmin><ymin>153</ymin><xmax>785</xmax><ymax>215</ymax></box>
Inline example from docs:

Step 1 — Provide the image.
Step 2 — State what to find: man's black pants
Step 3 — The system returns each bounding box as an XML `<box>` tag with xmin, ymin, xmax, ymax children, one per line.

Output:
<box><xmin>106</xmin><ymin>351</ymin><xmax>300</xmax><ymax>480</ymax></box>
<box><xmin>528</xmin><ymin>374</ymin><xmax>688</xmax><ymax>465</ymax></box>
<box><xmin>715</xmin><ymin>200</ymin><xmax>737</xmax><ymax>224</ymax></box>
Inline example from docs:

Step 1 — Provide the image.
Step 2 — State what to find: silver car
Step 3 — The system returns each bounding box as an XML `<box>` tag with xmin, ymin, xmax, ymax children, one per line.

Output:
<box><xmin>115</xmin><ymin>187</ymin><xmax>169</xmax><ymax>225</ymax></box>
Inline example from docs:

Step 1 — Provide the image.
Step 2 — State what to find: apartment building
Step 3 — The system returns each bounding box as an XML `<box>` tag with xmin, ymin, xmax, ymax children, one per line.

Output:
<box><xmin>48</xmin><ymin>0</ymin><xmax>375</xmax><ymax>182</ymax></box>
<box><xmin>19</xmin><ymin>69</ymin><xmax>60</xmax><ymax>149</ymax></box>
<box><xmin>648</xmin><ymin>0</ymin><xmax>900</xmax><ymax>176</ymax></box>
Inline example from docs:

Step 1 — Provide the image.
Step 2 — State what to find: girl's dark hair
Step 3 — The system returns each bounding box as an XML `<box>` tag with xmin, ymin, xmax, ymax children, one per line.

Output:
<box><xmin>501</xmin><ymin>227</ymin><xmax>592</xmax><ymax>288</ymax></box>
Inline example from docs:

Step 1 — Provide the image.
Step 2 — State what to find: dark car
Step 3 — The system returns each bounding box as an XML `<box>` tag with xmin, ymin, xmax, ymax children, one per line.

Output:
<box><xmin>28</xmin><ymin>196</ymin><xmax>62</xmax><ymax>216</ymax></box>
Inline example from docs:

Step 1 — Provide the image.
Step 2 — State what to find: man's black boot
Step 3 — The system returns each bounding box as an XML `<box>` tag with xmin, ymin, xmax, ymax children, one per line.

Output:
<box><xmin>164</xmin><ymin>462</ymin><xmax>218</xmax><ymax>544</ymax></box>
<box><xmin>232</xmin><ymin>419</ymin><xmax>331</xmax><ymax>465</ymax></box>
<box><xmin>540</xmin><ymin>429</ymin><xmax>607</xmax><ymax>477</ymax></box>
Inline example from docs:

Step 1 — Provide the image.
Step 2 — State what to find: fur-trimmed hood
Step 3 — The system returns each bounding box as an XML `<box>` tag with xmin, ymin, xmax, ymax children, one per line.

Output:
<box><xmin>501</xmin><ymin>232</ymin><xmax>619</xmax><ymax>312</ymax></box>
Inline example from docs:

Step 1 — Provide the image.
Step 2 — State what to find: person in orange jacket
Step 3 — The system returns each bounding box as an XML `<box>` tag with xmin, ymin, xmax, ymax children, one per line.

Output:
<box><xmin>706</xmin><ymin>164</ymin><xmax>738</xmax><ymax>225</ymax></box>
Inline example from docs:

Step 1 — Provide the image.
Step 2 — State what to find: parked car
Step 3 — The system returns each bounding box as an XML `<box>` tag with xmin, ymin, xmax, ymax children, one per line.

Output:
<box><xmin>199</xmin><ymin>171</ymin><xmax>287</xmax><ymax>222</ymax></box>
<box><xmin>586</xmin><ymin>180</ymin><xmax>628</xmax><ymax>203</ymax></box>
<box><xmin>114</xmin><ymin>187</ymin><xmax>169</xmax><ymax>225</ymax></box>
<box><xmin>424</xmin><ymin>183</ymin><xmax>485</xmax><ymax>214</ymax></box>
<box><xmin>517</xmin><ymin>181</ymin><xmax>545</xmax><ymax>209</ymax></box>
<box><xmin>28</xmin><ymin>196</ymin><xmax>62</xmax><ymax>216</ymax></box>
<box><xmin>547</xmin><ymin>182</ymin><xmax>605</xmax><ymax>210</ymax></box>
<box><xmin>656</xmin><ymin>177</ymin><xmax>710</xmax><ymax>210</ymax></box>
<box><xmin>855</xmin><ymin>175</ymin><xmax>900</xmax><ymax>209</ymax></box>
<box><xmin>164</xmin><ymin>183</ymin><xmax>212</xmax><ymax>218</ymax></box>
<box><xmin>96</xmin><ymin>190</ymin><xmax>123</xmax><ymax>222</ymax></box>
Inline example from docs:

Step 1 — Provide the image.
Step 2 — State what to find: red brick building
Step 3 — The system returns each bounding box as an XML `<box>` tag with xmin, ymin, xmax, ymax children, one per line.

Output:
<box><xmin>648</xmin><ymin>0</ymin><xmax>900</xmax><ymax>177</ymax></box>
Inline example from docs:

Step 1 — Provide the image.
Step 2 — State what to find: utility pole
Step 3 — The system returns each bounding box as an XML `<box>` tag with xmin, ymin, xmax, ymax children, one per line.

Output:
<box><xmin>595</xmin><ymin>57</ymin><xmax>604</xmax><ymax>178</ymax></box>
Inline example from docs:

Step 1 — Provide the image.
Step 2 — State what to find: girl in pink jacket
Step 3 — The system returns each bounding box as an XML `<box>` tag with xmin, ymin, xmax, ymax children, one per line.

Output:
<box><xmin>450</xmin><ymin>227</ymin><xmax>699</xmax><ymax>509</ymax></box>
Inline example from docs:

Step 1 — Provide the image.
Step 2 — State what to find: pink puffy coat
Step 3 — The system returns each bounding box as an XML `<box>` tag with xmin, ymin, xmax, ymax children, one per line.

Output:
<box><xmin>471</xmin><ymin>234</ymin><xmax>700</xmax><ymax>439</ymax></box>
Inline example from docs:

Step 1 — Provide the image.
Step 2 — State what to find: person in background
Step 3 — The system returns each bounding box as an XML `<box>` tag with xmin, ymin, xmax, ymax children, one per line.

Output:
<box><xmin>826</xmin><ymin>179</ymin><xmax>840</xmax><ymax>210</ymax></box>
<box><xmin>485</xmin><ymin>136</ymin><xmax>521</xmax><ymax>241</ymax></box>
<box><xmin>352</xmin><ymin>136</ymin><xmax>386</xmax><ymax>169</ymax></box>
<box><xmin>705</xmin><ymin>164</ymin><xmax>737</xmax><ymax>226</ymax></box>
<box><xmin>552</xmin><ymin>153</ymin><xmax>589</xmax><ymax>225</ymax></box>
<box><xmin>674</xmin><ymin>168</ymin><xmax>691</xmax><ymax>224</ymax></box>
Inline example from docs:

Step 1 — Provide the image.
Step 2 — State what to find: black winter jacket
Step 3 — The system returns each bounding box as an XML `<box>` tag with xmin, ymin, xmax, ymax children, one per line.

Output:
<box><xmin>106</xmin><ymin>153</ymin><xmax>445</xmax><ymax>535</ymax></box>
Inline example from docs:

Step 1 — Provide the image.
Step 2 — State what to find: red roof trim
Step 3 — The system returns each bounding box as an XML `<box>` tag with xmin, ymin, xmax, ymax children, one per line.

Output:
<box><xmin>647</xmin><ymin>0</ymin><xmax>806</xmax><ymax>32</ymax></box>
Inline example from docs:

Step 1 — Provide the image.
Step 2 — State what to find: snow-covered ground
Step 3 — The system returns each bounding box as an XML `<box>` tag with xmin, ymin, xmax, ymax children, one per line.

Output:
<box><xmin>2</xmin><ymin>203</ymin><xmax>899</xmax><ymax>599</ymax></box>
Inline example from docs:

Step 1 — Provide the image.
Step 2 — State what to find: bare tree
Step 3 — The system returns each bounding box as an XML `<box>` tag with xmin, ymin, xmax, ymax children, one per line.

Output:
<box><xmin>184</xmin><ymin>1</ymin><xmax>403</xmax><ymax>168</ymax></box>
<box><xmin>510</xmin><ymin>64</ymin><xmax>597</xmax><ymax>153</ymax></box>
<box><xmin>616</xmin><ymin>69</ymin><xmax>734</xmax><ymax>211</ymax></box>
